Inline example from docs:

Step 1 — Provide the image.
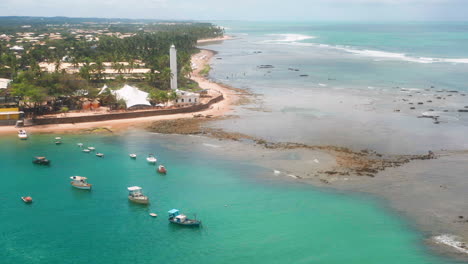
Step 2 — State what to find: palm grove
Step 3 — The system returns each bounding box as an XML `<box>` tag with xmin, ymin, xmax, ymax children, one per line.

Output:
<box><xmin>0</xmin><ymin>18</ymin><xmax>224</xmax><ymax>116</ymax></box>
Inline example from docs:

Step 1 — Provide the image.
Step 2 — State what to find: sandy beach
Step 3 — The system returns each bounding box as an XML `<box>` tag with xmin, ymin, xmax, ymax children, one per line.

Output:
<box><xmin>0</xmin><ymin>49</ymin><xmax>237</xmax><ymax>136</ymax></box>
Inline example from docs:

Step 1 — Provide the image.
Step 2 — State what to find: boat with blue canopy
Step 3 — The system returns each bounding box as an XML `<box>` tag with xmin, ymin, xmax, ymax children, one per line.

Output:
<box><xmin>168</xmin><ymin>209</ymin><xmax>201</xmax><ymax>227</ymax></box>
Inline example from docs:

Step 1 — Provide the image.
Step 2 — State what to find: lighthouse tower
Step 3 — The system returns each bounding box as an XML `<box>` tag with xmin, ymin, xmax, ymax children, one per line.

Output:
<box><xmin>170</xmin><ymin>44</ymin><xmax>178</xmax><ymax>90</ymax></box>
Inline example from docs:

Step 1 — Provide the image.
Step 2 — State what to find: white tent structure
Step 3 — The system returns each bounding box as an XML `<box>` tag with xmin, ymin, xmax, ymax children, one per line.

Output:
<box><xmin>98</xmin><ymin>84</ymin><xmax>151</xmax><ymax>109</ymax></box>
<box><xmin>115</xmin><ymin>85</ymin><xmax>151</xmax><ymax>108</ymax></box>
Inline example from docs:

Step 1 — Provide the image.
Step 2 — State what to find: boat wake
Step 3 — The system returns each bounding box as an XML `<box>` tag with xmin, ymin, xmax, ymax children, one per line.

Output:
<box><xmin>433</xmin><ymin>234</ymin><xmax>468</xmax><ymax>254</ymax></box>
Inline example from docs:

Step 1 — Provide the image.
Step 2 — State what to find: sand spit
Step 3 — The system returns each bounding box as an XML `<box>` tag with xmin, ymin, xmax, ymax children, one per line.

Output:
<box><xmin>147</xmin><ymin>117</ymin><xmax>435</xmax><ymax>178</ymax></box>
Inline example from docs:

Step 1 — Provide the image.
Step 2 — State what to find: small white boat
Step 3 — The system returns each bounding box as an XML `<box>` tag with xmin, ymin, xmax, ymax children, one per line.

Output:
<box><xmin>18</xmin><ymin>130</ymin><xmax>28</xmax><ymax>140</ymax></box>
<box><xmin>88</xmin><ymin>147</ymin><xmax>95</xmax><ymax>151</ymax></box>
<box><xmin>129</xmin><ymin>154</ymin><xmax>137</xmax><ymax>159</ymax></box>
<box><xmin>157</xmin><ymin>165</ymin><xmax>167</xmax><ymax>174</ymax></box>
<box><xmin>21</xmin><ymin>196</ymin><xmax>33</xmax><ymax>203</ymax></box>
<box><xmin>70</xmin><ymin>176</ymin><xmax>92</xmax><ymax>190</ymax></box>
<box><xmin>146</xmin><ymin>154</ymin><xmax>157</xmax><ymax>163</ymax></box>
<box><xmin>55</xmin><ymin>141</ymin><xmax>62</xmax><ymax>145</ymax></box>
<box><xmin>55</xmin><ymin>137</ymin><xmax>62</xmax><ymax>140</ymax></box>
<box><xmin>82</xmin><ymin>149</ymin><xmax>91</xmax><ymax>153</ymax></box>
<box><xmin>150</xmin><ymin>213</ymin><xmax>158</xmax><ymax>217</ymax></box>
<box><xmin>127</xmin><ymin>186</ymin><xmax>149</xmax><ymax>204</ymax></box>
<box><xmin>77</xmin><ymin>143</ymin><xmax>83</xmax><ymax>147</ymax></box>
<box><xmin>96</xmin><ymin>153</ymin><xmax>104</xmax><ymax>157</ymax></box>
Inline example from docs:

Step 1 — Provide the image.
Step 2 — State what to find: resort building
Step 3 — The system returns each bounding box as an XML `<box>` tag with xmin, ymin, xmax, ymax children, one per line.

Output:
<box><xmin>174</xmin><ymin>90</ymin><xmax>200</xmax><ymax>107</ymax></box>
<box><xmin>38</xmin><ymin>62</ymin><xmax>153</xmax><ymax>79</ymax></box>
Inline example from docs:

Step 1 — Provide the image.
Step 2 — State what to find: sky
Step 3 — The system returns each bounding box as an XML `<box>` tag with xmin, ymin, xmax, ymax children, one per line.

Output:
<box><xmin>1</xmin><ymin>0</ymin><xmax>467</xmax><ymax>21</ymax></box>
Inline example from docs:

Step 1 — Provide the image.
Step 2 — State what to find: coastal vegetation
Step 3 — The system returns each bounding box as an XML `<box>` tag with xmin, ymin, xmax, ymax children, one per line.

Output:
<box><xmin>0</xmin><ymin>17</ymin><xmax>224</xmax><ymax>115</ymax></box>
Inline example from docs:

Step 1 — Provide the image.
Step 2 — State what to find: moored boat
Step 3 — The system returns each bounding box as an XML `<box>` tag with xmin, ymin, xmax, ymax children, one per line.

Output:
<box><xmin>33</xmin><ymin>156</ymin><xmax>50</xmax><ymax>165</ymax></box>
<box><xmin>70</xmin><ymin>176</ymin><xmax>92</xmax><ymax>190</ymax></box>
<box><xmin>55</xmin><ymin>137</ymin><xmax>62</xmax><ymax>140</ymax></box>
<box><xmin>18</xmin><ymin>130</ymin><xmax>28</xmax><ymax>140</ymax></box>
<box><xmin>96</xmin><ymin>153</ymin><xmax>104</xmax><ymax>157</ymax></box>
<box><xmin>127</xmin><ymin>186</ymin><xmax>149</xmax><ymax>204</ymax></box>
<box><xmin>82</xmin><ymin>149</ymin><xmax>91</xmax><ymax>153</ymax></box>
<box><xmin>55</xmin><ymin>141</ymin><xmax>62</xmax><ymax>145</ymax></box>
<box><xmin>88</xmin><ymin>147</ymin><xmax>95</xmax><ymax>151</ymax></box>
<box><xmin>129</xmin><ymin>153</ymin><xmax>137</xmax><ymax>159</ymax></box>
<box><xmin>77</xmin><ymin>143</ymin><xmax>83</xmax><ymax>147</ymax></box>
<box><xmin>146</xmin><ymin>154</ymin><xmax>157</xmax><ymax>163</ymax></box>
<box><xmin>21</xmin><ymin>196</ymin><xmax>33</xmax><ymax>203</ymax></box>
<box><xmin>157</xmin><ymin>165</ymin><xmax>167</xmax><ymax>174</ymax></box>
<box><xmin>168</xmin><ymin>209</ymin><xmax>201</xmax><ymax>227</ymax></box>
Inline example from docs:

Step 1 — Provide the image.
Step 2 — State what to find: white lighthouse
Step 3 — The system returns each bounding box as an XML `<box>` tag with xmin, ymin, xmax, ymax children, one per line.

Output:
<box><xmin>170</xmin><ymin>44</ymin><xmax>178</xmax><ymax>90</ymax></box>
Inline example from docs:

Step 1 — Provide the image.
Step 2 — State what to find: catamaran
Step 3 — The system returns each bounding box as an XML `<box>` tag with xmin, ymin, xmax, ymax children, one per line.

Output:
<box><xmin>127</xmin><ymin>186</ymin><xmax>149</xmax><ymax>204</ymax></box>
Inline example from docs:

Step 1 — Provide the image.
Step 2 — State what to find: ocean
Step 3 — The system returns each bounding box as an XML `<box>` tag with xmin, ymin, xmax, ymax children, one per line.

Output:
<box><xmin>202</xmin><ymin>21</ymin><xmax>468</xmax><ymax>154</ymax></box>
<box><xmin>2</xmin><ymin>21</ymin><xmax>468</xmax><ymax>263</ymax></box>
<box><xmin>0</xmin><ymin>132</ymin><xmax>462</xmax><ymax>263</ymax></box>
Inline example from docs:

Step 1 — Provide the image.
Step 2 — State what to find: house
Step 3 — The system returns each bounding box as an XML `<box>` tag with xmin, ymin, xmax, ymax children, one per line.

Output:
<box><xmin>174</xmin><ymin>90</ymin><xmax>200</xmax><ymax>107</ymax></box>
<box><xmin>0</xmin><ymin>78</ymin><xmax>11</xmax><ymax>89</ymax></box>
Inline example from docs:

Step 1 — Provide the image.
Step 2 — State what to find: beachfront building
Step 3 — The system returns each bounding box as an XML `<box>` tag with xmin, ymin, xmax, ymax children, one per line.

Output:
<box><xmin>0</xmin><ymin>107</ymin><xmax>24</xmax><ymax>126</ymax></box>
<box><xmin>174</xmin><ymin>90</ymin><xmax>200</xmax><ymax>107</ymax></box>
<box><xmin>0</xmin><ymin>78</ymin><xmax>11</xmax><ymax>90</ymax></box>
<box><xmin>170</xmin><ymin>44</ymin><xmax>178</xmax><ymax>90</ymax></box>
<box><xmin>38</xmin><ymin>62</ymin><xmax>153</xmax><ymax>79</ymax></box>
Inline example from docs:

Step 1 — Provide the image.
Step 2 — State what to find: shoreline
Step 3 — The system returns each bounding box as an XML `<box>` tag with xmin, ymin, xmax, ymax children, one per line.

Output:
<box><xmin>2</xmin><ymin>37</ymin><xmax>467</xmax><ymax>260</ymax></box>
<box><xmin>0</xmin><ymin>49</ymin><xmax>238</xmax><ymax>136</ymax></box>
<box><xmin>197</xmin><ymin>35</ymin><xmax>234</xmax><ymax>44</ymax></box>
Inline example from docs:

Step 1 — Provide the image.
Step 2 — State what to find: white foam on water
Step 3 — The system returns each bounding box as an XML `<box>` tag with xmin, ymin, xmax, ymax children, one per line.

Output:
<box><xmin>203</xmin><ymin>143</ymin><xmax>221</xmax><ymax>148</ymax></box>
<box><xmin>261</xmin><ymin>34</ymin><xmax>316</xmax><ymax>46</ymax></box>
<box><xmin>314</xmin><ymin>43</ymin><xmax>468</xmax><ymax>64</ymax></box>
<box><xmin>433</xmin><ymin>234</ymin><xmax>468</xmax><ymax>254</ymax></box>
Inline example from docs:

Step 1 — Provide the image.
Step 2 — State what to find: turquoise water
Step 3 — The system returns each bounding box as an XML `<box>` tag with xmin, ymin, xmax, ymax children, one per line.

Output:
<box><xmin>0</xmin><ymin>133</ymin><xmax>462</xmax><ymax>263</ymax></box>
<box><xmin>199</xmin><ymin>22</ymin><xmax>468</xmax><ymax>153</ymax></box>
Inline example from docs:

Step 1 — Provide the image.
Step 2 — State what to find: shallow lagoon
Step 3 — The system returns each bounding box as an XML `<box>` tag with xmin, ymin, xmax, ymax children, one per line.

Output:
<box><xmin>0</xmin><ymin>133</ymin><xmax>461</xmax><ymax>264</ymax></box>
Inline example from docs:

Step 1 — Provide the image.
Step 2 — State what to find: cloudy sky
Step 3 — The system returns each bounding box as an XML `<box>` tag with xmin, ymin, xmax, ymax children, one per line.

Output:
<box><xmin>1</xmin><ymin>0</ymin><xmax>467</xmax><ymax>21</ymax></box>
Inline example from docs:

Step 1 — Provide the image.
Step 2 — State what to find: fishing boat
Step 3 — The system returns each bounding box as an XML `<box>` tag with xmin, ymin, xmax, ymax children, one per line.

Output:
<box><xmin>129</xmin><ymin>153</ymin><xmax>137</xmax><ymax>159</ymax></box>
<box><xmin>146</xmin><ymin>154</ymin><xmax>157</xmax><ymax>163</ymax></box>
<box><xmin>96</xmin><ymin>153</ymin><xmax>104</xmax><ymax>157</ymax></box>
<box><xmin>88</xmin><ymin>147</ymin><xmax>95</xmax><ymax>151</ymax></box>
<box><xmin>70</xmin><ymin>176</ymin><xmax>92</xmax><ymax>190</ymax></box>
<box><xmin>168</xmin><ymin>209</ymin><xmax>201</xmax><ymax>227</ymax></box>
<box><xmin>82</xmin><ymin>149</ymin><xmax>91</xmax><ymax>153</ymax></box>
<box><xmin>157</xmin><ymin>165</ymin><xmax>167</xmax><ymax>174</ymax></box>
<box><xmin>21</xmin><ymin>196</ymin><xmax>33</xmax><ymax>203</ymax></box>
<box><xmin>32</xmin><ymin>156</ymin><xmax>50</xmax><ymax>165</ymax></box>
<box><xmin>127</xmin><ymin>186</ymin><xmax>149</xmax><ymax>204</ymax></box>
<box><xmin>18</xmin><ymin>130</ymin><xmax>28</xmax><ymax>140</ymax></box>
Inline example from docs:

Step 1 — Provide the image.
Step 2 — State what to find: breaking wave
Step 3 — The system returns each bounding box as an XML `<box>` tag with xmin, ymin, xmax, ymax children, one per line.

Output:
<box><xmin>261</xmin><ymin>33</ymin><xmax>468</xmax><ymax>64</ymax></box>
<box><xmin>319</xmin><ymin>44</ymin><xmax>468</xmax><ymax>64</ymax></box>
